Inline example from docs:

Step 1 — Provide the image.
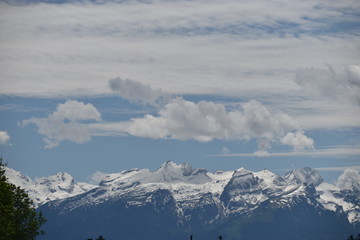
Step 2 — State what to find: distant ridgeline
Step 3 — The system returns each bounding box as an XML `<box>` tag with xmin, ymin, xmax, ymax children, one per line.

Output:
<box><xmin>6</xmin><ymin>162</ymin><xmax>360</xmax><ymax>240</ymax></box>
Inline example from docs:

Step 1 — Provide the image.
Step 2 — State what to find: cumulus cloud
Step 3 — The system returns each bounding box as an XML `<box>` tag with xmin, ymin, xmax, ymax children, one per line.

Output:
<box><xmin>90</xmin><ymin>98</ymin><xmax>313</xmax><ymax>152</ymax></box>
<box><xmin>0</xmin><ymin>131</ymin><xmax>10</xmax><ymax>145</ymax></box>
<box><xmin>336</xmin><ymin>169</ymin><xmax>360</xmax><ymax>190</ymax></box>
<box><xmin>22</xmin><ymin>100</ymin><xmax>102</xmax><ymax>148</ymax></box>
<box><xmin>295</xmin><ymin>65</ymin><xmax>360</xmax><ymax>105</ymax></box>
<box><xmin>281</xmin><ymin>131</ymin><xmax>314</xmax><ymax>151</ymax></box>
<box><xmin>125</xmin><ymin>98</ymin><xmax>290</xmax><ymax>141</ymax></box>
<box><xmin>108</xmin><ymin>77</ymin><xmax>171</xmax><ymax>107</ymax></box>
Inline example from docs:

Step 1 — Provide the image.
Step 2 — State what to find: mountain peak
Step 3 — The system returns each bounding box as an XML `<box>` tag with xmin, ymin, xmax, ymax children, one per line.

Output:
<box><xmin>284</xmin><ymin>167</ymin><xmax>323</xmax><ymax>186</ymax></box>
<box><xmin>154</xmin><ymin>161</ymin><xmax>209</xmax><ymax>184</ymax></box>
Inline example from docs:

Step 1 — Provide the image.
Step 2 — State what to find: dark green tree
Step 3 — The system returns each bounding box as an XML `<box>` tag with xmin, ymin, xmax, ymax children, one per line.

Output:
<box><xmin>96</xmin><ymin>236</ymin><xmax>105</xmax><ymax>240</ymax></box>
<box><xmin>348</xmin><ymin>235</ymin><xmax>354</xmax><ymax>240</ymax></box>
<box><xmin>347</xmin><ymin>233</ymin><xmax>360</xmax><ymax>240</ymax></box>
<box><xmin>0</xmin><ymin>158</ymin><xmax>46</xmax><ymax>240</ymax></box>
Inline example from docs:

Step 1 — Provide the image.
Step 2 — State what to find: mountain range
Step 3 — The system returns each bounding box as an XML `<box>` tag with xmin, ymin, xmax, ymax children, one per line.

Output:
<box><xmin>5</xmin><ymin>162</ymin><xmax>360</xmax><ymax>240</ymax></box>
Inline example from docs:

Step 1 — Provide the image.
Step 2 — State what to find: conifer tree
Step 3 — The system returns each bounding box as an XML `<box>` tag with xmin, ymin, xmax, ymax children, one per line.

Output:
<box><xmin>0</xmin><ymin>158</ymin><xmax>46</xmax><ymax>240</ymax></box>
<box><xmin>348</xmin><ymin>235</ymin><xmax>354</xmax><ymax>240</ymax></box>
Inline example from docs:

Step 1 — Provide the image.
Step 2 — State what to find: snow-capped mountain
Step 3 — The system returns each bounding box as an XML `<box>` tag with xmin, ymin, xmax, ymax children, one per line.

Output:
<box><xmin>31</xmin><ymin>161</ymin><xmax>360</xmax><ymax>240</ymax></box>
<box><xmin>5</xmin><ymin>162</ymin><xmax>360</xmax><ymax>240</ymax></box>
<box><xmin>5</xmin><ymin>167</ymin><xmax>96</xmax><ymax>207</ymax></box>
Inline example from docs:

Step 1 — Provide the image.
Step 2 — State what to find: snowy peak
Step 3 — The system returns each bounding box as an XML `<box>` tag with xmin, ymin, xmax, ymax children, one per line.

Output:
<box><xmin>36</xmin><ymin>172</ymin><xmax>75</xmax><ymax>193</ymax></box>
<box><xmin>228</xmin><ymin>168</ymin><xmax>260</xmax><ymax>191</ymax></box>
<box><xmin>220</xmin><ymin>168</ymin><xmax>264</xmax><ymax>209</ymax></box>
<box><xmin>154</xmin><ymin>161</ymin><xmax>210</xmax><ymax>184</ymax></box>
<box><xmin>284</xmin><ymin>167</ymin><xmax>323</xmax><ymax>186</ymax></box>
<box><xmin>100</xmin><ymin>161</ymin><xmax>210</xmax><ymax>187</ymax></box>
<box><xmin>5</xmin><ymin>167</ymin><xmax>96</xmax><ymax>207</ymax></box>
<box><xmin>254</xmin><ymin>169</ymin><xmax>287</xmax><ymax>188</ymax></box>
<box><xmin>158</xmin><ymin>161</ymin><xmax>193</xmax><ymax>177</ymax></box>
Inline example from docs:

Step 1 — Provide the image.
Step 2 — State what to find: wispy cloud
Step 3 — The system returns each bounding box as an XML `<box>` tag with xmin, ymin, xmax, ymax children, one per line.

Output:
<box><xmin>215</xmin><ymin>146</ymin><xmax>360</xmax><ymax>158</ymax></box>
<box><xmin>315</xmin><ymin>166</ymin><xmax>360</xmax><ymax>172</ymax></box>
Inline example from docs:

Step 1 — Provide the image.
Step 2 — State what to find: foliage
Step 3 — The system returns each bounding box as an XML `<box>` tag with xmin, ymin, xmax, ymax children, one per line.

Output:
<box><xmin>0</xmin><ymin>158</ymin><xmax>46</xmax><ymax>240</ymax></box>
<box><xmin>348</xmin><ymin>236</ymin><xmax>354</xmax><ymax>240</ymax></box>
<box><xmin>347</xmin><ymin>233</ymin><xmax>360</xmax><ymax>240</ymax></box>
<box><xmin>86</xmin><ymin>235</ymin><xmax>106</xmax><ymax>240</ymax></box>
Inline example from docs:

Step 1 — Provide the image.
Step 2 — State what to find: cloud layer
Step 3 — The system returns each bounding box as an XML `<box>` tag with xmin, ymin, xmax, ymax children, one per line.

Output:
<box><xmin>0</xmin><ymin>0</ymin><xmax>359</xmax><ymax>98</ymax></box>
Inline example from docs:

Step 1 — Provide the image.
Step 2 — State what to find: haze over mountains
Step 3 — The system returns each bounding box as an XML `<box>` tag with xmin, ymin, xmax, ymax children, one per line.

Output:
<box><xmin>5</xmin><ymin>162</ymin><xmax>360</xmax><ymax>240</ymax></box>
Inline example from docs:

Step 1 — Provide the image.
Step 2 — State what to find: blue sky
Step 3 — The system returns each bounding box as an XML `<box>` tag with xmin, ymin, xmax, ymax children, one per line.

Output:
<box><xmin>0</xmin><ymin>0</ymin><xmax>359</xmax><ymax>183</ymax></box>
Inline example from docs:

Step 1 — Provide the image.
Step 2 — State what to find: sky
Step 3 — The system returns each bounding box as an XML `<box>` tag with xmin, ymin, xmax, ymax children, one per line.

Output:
<box><xmin>0</xmin><ymin>0</ymin><xmax>359</xmax><ymax>184</ymax></box>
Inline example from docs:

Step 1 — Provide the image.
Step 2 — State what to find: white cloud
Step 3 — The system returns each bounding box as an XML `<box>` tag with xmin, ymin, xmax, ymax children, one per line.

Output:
<box><xmin>89</xmin><ymin>98</ymin><xmax>312</xmax><ymax>152</ymax></box>
<box><xmin>51</xmin><ymin>99</ymin><xmax>101</xmax><ymax>122</ymax></box>
<box><xmin>22</xmin><ymin>100</ymin><xmax>102</xmax><ymax>148</ymax></box>
<box><xmin>336</xmin><ymin>169</ymin><xmax>360</xmax><ymax>190</ymax></box>
<box><xmin>281</xmin><ymin>131</ymin><xmax>314</xmax><ymax>151</ymax></box>
<box><xmin>108</xmin><ymin>77</ymin><xmax>171</xmax><ymax>107</ymax></box>
<box><xmin>0</xmin><ymin>131</ymin><xmax>10</xmax><ymax>145</ymax></box>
